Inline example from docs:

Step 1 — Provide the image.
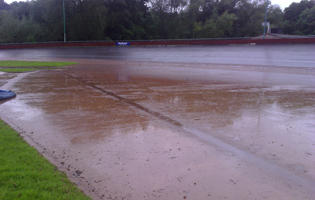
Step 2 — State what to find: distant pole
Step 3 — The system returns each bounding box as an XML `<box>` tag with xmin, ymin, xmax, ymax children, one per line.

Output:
<box><xmin>263</xmin><ymin>0</ymin><xmax>268</xmax><ymax>39</ymax></box>
<box><xmin>63</xmin><ymin>0</ymin><xmax>66</xmax><ymax>43</ymax></box>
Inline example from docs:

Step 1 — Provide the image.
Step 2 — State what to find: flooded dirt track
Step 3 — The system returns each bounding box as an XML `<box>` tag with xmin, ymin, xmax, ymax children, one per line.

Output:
<box><xmin>0</xmin><ymin>46</ymin><xmax>315</xmax><ymax>199</ymax></box>
<box><xmin>1</xmin><ymin>44</ymin><xmax>315</xmax><ymax>68</ymax></box>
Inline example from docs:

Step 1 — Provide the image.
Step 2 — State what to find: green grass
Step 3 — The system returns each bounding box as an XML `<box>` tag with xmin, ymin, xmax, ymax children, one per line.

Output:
<box><xmin>0</xmin><ymin>61</ymin><xmax>77</xmax><ymax>67</ymax></box>
<box><xmin>0</xmin><ymin>61</ymin><xmax>77</xmax><ymax>73</ymax></box>
<box><xmin>0</xmin><ymin>68</ymin><xmax>38</xmax><ymax>73</ymax></box>
<box><xmin>0</xmin><ymin>119</ymin><xmax>91</xmax><ymax>200</ymax></box>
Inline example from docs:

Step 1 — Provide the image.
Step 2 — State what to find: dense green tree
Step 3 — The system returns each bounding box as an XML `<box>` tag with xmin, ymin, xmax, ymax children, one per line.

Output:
<box><xmin>295</xmin><ymin>5</ymin><xmax>315</xmax><ymax>35</ymax></box>
<box><xmin>150</xmin><ymin>0</ymin><xmax>189</xmax><ymax>39</ymax></box>
<box><xmin>66</xmin><ymin>0</ymin><xmax>107</xmax><ymax>41</ymax></box>
<box><xmin>28</xmin><ymin>0</ymin><xmax>64</xmax><ymax>41</ymax></box>
<box><xmin>195</xmin><ymin>10</ymin><xmax>237</xmax><ymax>38</ymax></box>
<box><xmin>0</xmin><ymin>0</ymin><xmax>314</xmax><ymax>43</ymax></box>
<box><xmin>283</xmin><ymin>0</ymin><xmax>315</xmax><ymax>34</ymax></box>
<box><xmin>0</xmin><ymin>0</ymin><xmax>9</xmax><ymax>11</ymax></box>
<box><xmin>150</xmin><ymin>0</ymin><xmax>170</xmax><ymax>38</ymax></box>
<box><xmin>185</xmin><ymin>0</ymin><xmax>203</xmax><ymax>38</ymax></box>
<box><xmin>10</xmin><ymin>1</ymin><xmax>31</xmax><ymax>20</ymax></box>
<box><xmin>267</xmin><ymin>5</ymin><xmax>284</xmax><ymax>29</ymax></box>
<box><xmin>0</xmin><ymin>11</ymin><xmax>42</xmax><ymax>43</ymax></box>
<box><xmin>104</xmin><ymin>0</ymin><xmax>153</xmax><ymax>40</ymax></box>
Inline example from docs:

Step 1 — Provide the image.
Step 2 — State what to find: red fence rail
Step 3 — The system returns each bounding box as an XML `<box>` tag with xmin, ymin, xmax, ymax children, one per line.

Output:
<box><xmin>1</xmin><ymin>38</ymin><xmax>315</xmax><ymax>49</ymax></box>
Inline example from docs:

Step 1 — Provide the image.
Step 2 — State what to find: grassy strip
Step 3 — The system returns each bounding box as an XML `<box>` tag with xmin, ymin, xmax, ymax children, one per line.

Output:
<box><xmin>0</xmin><ymin>61</ymin><xmax>77</xmax><ymax>67</ymax></box>
<box><xmin>0</xmin><ymin>119</ymin><xmax>91</xmax><ymax>200</ymax></box>
<box><xmin>0</xmin><ymin>61</ymin><xmax>77</xmax><ymax>73</ymax></box>
<box><xmin>0</xmin><ymin>68</ymin><xmax>38</xmax><ymax>73</ymax></box>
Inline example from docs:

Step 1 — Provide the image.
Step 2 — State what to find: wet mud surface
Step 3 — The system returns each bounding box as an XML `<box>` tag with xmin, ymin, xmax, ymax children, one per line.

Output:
<box><xmin>0</xmin><ymin>57</ymin><xmax>315</xmax><ymax>199</ymax></box>
<box><xmin>1</xmin><ymin>44</ymin><xmax>315</xmax><ymax>68</ymax></box>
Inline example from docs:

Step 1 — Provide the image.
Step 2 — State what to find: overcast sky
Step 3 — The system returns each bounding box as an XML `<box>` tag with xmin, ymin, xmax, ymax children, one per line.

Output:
<box><xmin>4</xmin><ymin>0</ymin><xmax>303</xmax><ymax>11</ymax></box>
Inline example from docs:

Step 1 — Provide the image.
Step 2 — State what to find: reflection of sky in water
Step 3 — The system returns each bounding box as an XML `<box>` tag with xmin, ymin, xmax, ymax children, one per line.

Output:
<box><xmin>10</xmin><ymin>66</ymin><xmax>315</xmax><ymax>148</ymax></box>
<box><xmin>1</xmin><ymin>45</ymin><xmax>315</xmax><ymax>68</ymax></box>
<box><xmin>4</xmin><ymin>99</ymin><xmax>43</xmax><ymax>121</ymax></box>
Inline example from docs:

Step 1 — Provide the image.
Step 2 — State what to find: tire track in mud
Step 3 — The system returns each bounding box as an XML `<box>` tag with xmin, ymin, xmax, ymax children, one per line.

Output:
<box><xmin>58</xmin><ymin>71</ymin><xmax>315</xmax><ymax>194</ymax></box>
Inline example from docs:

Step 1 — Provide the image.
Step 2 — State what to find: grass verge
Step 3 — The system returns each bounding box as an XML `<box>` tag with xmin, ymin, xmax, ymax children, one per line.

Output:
<box><xmin>0</xmin><ymin>68</ymin><xmax>38</xmax><ymax>73</ymax></box>
<box><xmin>0</xmin><ymin>119</ymin><xmax>91</xmax><ymax>200</ymax></box>
<box><xmin>0</xmin><ymin>61</ymin><xmax>77</xmax><ymax>73</ymax></box>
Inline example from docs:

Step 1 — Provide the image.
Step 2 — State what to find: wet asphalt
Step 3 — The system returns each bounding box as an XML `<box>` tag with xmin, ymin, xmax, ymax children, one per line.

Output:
<box><xmin>0</xmin><ymin>44</ymin><xmax>315</xmax><ymax>199</ymax></box>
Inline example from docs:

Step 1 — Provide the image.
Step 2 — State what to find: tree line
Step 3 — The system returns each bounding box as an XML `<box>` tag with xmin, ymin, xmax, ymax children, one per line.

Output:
<box><xmin>0</xmin><ymin>0</ymin><xmax>314</xmax><ymax>43</ymax></box>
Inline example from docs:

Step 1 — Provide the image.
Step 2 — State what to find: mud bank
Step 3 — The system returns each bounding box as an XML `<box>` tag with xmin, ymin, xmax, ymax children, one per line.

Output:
<box><xmin>0</xmin><ymin>59</ymin><xmax>314</xmax><ymax>199</ymax></box>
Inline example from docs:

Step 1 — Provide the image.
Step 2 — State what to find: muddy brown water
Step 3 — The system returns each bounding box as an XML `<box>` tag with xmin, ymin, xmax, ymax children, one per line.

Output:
<box><xmin>0</xmin><ymin>59</ymin><xmax>315</xmax><ymax>199</ymax></box>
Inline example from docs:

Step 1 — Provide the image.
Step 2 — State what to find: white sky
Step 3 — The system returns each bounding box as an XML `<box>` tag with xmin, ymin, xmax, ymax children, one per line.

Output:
<box><xmin>4</xmin><ymin>0</ymin><xmax>303</xmax><ymax>11</ymax></box>
<box><xmin>271</xmin><ymin>0</ymin><xmax>301</xmax><ymax>10</ymax></box>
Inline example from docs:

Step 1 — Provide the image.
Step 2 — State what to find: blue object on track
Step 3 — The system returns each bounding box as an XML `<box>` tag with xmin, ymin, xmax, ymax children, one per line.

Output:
<box><xmin>0</xmin><ymin>90</ymin><xmax>16</xmax><ymax>101</ymax></box>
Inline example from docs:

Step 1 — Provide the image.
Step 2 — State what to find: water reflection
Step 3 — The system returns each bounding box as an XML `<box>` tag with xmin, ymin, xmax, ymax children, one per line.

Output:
<box><xmin>12</xmin><ymin>61</ymin><xmax>315</xmax><ymax>146</ymax></box>
<box><xmin>1</xmin><ymin>99</ymin><xmax>42</xmax><ymax>120</ymax></box>
<box><xmin>13</xmin><ymin>70</ymin><xmax>153</xmax><ymax>144</ymax></box>
<box><xmin>5</xmin><ymin>59</ymin><xmax>315</xmax><ymax>186</ymax></box>
<box><xmin>1</xmin><ymin>56</ymin><xmax>314</xmax><ymax>200</ymax></box>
